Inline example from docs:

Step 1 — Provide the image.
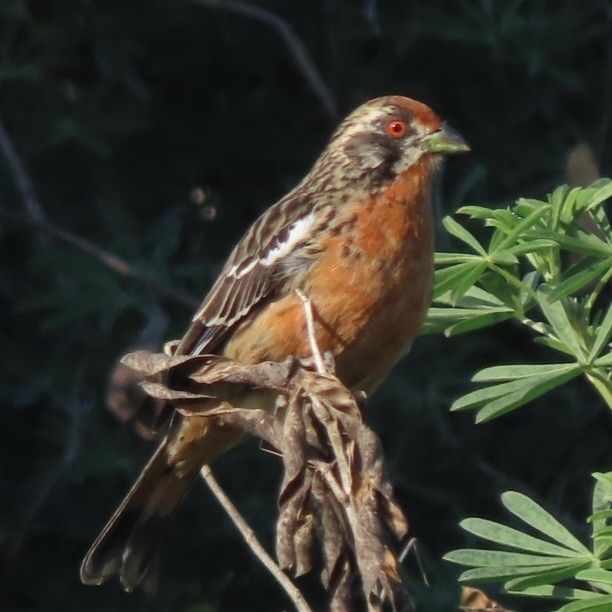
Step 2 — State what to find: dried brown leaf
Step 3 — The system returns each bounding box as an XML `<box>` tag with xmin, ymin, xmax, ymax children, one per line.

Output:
<box><xmin>293</xmin><ymin>513</ymin><xmax>315</xmax><ymax>577</ymax></box>
<box><xmin>122</xmin><ymin>347</ymin><xmax>413</xmax><ymax>609</ymax></box>
<box><xmin>279</xmin><ymin>389</ymin><xmax>308</xmax><ymax>505</ymax></box>
<box><xmin>329</xmin><ymin>556</ymin><xmax>353</xmax><ymax>612</ymax></box>
<box><xmin>139</xmin><ymin>381</ymin><xmax>212</xmax><ymax>401</ymax></box>
<box><xmin>121</xmin><ymin>350</ymin><xmax>182</xmax><ymax>375</ymax></box>
<box><xmin>311</xmin><ymin>472</ymin><xmax>345</xmax><ymax>589</ymax></box>
<box><xmin>189</xmin><ymin>358</ymin><xmax>291</xmax><ymax>392</ymax></box>
<box><xmin>353</xmin><ymin>485</ymin><xmax>385</xmax><ymax>598</ymax></box>
<box><xmin>276</xmin><ymin>475</ymin><xmax>312</xmax><ymax>571</ymax></box>
<box><xmin>106</xmin><ymin>355</ymin><xmax>164</xmax><ymax>440</ymax></box>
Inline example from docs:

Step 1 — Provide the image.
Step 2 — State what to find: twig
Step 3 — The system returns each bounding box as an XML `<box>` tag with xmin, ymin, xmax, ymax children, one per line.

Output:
<box><xmin>10</xmin><ymin>395</ymin><xmax>87</xmax><ymax>555</ymax></box>
<box><xmin>295</xmin><ymin>289</ymin><xmax>326</xmax><ymax>374</ymax></box>
<box><xmin>1</xmin><ymin>209</ymin><xmax>199</xmax><ymax>310</ymax></box>
<box><xmin>200</xmin><ymin>465</ymin><xmax>312</xmax><ymax>612</ymax></box>
<box><xmin>0</xmin><ymin>112</ymin><xmax>46</xmax><ymax>223</ymax></box>
<box><xmin>189</xmin><ymin>0</ymin><xmax>337</xmax><ymax>119</ymax></box>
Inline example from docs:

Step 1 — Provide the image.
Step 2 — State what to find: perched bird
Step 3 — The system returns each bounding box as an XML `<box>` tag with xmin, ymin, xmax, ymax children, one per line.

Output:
<box><xmin>80</xmin><ymin>95</ymin><xmax>469</xmax><ymax>591</ymax></box>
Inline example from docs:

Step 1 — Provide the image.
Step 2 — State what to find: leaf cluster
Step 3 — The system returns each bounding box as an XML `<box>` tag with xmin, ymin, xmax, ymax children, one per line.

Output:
<box><xmin>425</xmin><ymin>179</ymin><xmax>612</xmax><ymax>422</ymax></box>
<box><xmin>446</xmin><ymin>476</ymin><xmax>612</xmax><ymax>611</ymax></box>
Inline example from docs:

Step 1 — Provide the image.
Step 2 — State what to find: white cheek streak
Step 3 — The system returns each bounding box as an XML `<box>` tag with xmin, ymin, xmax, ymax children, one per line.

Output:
<box><xmin>260</xmin><ymin>212</ymin><xmax>316</xmax><ymax>267</ymax></box>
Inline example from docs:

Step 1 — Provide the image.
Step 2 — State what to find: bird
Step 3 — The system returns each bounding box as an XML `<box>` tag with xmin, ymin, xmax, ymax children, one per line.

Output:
<box><xmin>80</xmin><ymin>95</ymin><xmax>469</xmax><ymax>591</ymax></box>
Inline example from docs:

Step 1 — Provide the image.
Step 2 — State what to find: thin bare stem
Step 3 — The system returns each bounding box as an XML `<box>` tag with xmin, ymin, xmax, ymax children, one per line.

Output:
<box><xmin>200</xmin><ymin>466</ymin><xmax>312</xmax><ymax>612</ymax></box>
<box><xmin>10</xmin><ymin>396</ymin><xmax>87</xmax><ymax>555</ymax></box>
<box><xmin>295</xmin><ymin>289</ymin><xmax>326</xmax><ymax>374</ymax></box>
<box><xmin>189</xmin><ymin>0</ymin><xmax>337</xmax><ymax>119</ymax></box>
<box><xmin>1</xmin><ymin>209</ymin><xmax>199</xmax><ymax>310</ymax></box>
<box><xmin>0</xmin><ymin>112</ymin><xmax>46</xmax><ymax>222</ymax></box>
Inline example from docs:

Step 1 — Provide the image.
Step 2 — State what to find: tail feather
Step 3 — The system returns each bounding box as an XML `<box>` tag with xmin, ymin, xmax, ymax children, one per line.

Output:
<box><xmin>80</xmin><ymin>440</ymin><xmax>198</xmax><ymax>592</ymax></box>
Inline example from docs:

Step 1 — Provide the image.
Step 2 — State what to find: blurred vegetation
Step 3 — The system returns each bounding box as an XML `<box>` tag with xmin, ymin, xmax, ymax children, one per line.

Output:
<box><xmin>1</xmin><ymin>0</ymin><xmax>611</xmax><ymax>610</ymax></box>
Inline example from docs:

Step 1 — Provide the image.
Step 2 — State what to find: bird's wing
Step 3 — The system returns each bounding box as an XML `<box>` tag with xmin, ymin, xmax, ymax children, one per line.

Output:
<box><xmin>176</xmin><ymin>191</ymin><xmax>320</xmax><ymax>357</ymax></box>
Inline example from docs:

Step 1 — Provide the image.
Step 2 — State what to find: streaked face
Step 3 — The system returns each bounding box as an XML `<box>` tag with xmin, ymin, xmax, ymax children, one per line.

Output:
<box><xmin>328</xmin><ymin>96</ymin><xmax>468</xmax><ymax>190</ymax></box>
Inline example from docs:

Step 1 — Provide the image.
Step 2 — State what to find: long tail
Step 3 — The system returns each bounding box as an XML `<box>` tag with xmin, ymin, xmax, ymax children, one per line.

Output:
<box><xmin>80</xmin><ymin>438</ymin><xmax>198</xmax><ymax>592</ymax></box>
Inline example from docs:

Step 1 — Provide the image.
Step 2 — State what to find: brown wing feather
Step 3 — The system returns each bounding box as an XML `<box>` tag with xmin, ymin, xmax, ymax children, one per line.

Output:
<box><xmin>176</xmin><ymin>190</ymin><xmax>320</xmax><ymax>357</ymax></box>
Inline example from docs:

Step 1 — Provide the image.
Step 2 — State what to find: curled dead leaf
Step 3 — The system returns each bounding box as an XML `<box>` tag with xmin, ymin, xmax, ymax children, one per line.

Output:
<box><xmin>122</xmin><ymin>348</ymin><xmax>414</xmax><ymax>611</ymax></box>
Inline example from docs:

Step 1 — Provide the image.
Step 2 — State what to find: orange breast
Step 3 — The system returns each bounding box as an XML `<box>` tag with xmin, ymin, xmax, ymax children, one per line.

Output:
<box><xmin>224</xmin><ymin>160</ymin><xmax>435</xmax><ymax>394</ymax></box>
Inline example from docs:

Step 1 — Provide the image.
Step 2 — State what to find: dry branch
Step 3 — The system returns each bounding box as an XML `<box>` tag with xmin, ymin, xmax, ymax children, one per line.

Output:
<box><xmin>200</xmin><ymin>465</ymin><xmax>312</xmax><ymax>612</ymax></box>
<box><xmin>1</xmin><ymin>209</ymin><xmax>199</xmax><ymax>309</ymax></box>
<box><xmin>123</xmin><ymin>347</ymin><xmax>415</xmax><ymax>611</ymax></box>
<box><xmin>0</xmin><ymin>112</ymin><xmax>45</xmax><ymax>223</ymax></box>
<box><xmin>189</xmin><ymin>0</ymin><xmax>337</xmax><ymax>119</ymax></box>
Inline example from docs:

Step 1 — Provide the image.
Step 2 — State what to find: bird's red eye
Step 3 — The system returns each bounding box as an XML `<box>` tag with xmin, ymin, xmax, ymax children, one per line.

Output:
<box><xmin>387</xmin><ymin>119</ymin><xmax>407</xmax><ymax>138</ymax></box>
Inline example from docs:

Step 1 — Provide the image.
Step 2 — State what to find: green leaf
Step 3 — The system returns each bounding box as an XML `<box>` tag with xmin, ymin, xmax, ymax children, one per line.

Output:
<box><xmin>592</xmin><ymin>475</ymin><xmax>612</xmax><ymax>563</ymax></box>
<box><xmin>585</xmin><ymin>371</ymin><xmax>612</xmax><ymax>410</ymax></box>
<box><xmin>593</xmin><ymin>473</ymin><xmax>612</xmax><ymax>492</ymax></box>
<box><xmin>427</xmin><ymin>306</ymin><xmax>510</xmax><ymax>321</ymax></box>
<box><xmin>450</xmin><ymin>364</ymin><xmax>584</xmax><ymax>423</ymax></box>
<box><xmin>472</xmin><ymin>363</ymin><xmax>577</xmax><ymax>382</ymax></box>
<box><xmin>549</xmin><ymin>185</ymin><xmax>571</xmax><ymax>215</ymax></box>
<box><xmin>575</xmin><ymin>569</ymin><xmax>612</xmax><ymax>594</ymax></box>
<box><xmin>445</xmin><ymin>548</ymin><xmax>574</xmax><ymax>567</ymax></box>
<box><xmin>458</xmin><ymin>562</ymin><xmax>582</xmax><ymax>583</ymax></box>
<box><xmin>595</xmin><ymin>353</ymin><xmax>612</xmax><ymax>366</ymax></box>
<box><xmin>474</xmin><ymin>366</ymin><xmax>583</xmax><ymax>422</ymax></box>
<box><xmin>588</xmin><ymin>510</ymin><xmax>612</xmax><ymax>523</ymax></box>
<box><xmin>548</xmin><ymin>259</ymin><xmax>612</xmax><ymax>302</ymax></box>
<box><xmin>502</xmin><ymin>492</ymin><xmax>592</xmax><ymax>555</ymax></box>
<box><xmin>507</xmin><ymin>239</ymin><xmax>557</xmax><ymax>256</ymax></box>
<box><xmin>584</xmin><ymin>179</ymin><xmax>612</xmax><ymax>213</ymax></box>
<box><xmin>505</xmin><ymin>561</ymin><xmax>593</xmax><ymax>591</ymax></box>
<box><xmin>589</xmin><ymin>196</ymin><xmax>612</xmax><ymax>238</ymax></box>
<box><xmin>538</xmin><ymin>286</ymin><xmax>587</xmax><ymax>359</ymax></box>
<box><xmin>450</xmin><ymin>262</ymin><xmax>487</xmax><ymax>304</ymax></box>
<box><xmin>442</xmin><ymin>216</ymin><xmax>486</xmax><ymax>255</ymax></box>
<box><xmin>593</xmin><ymin>525</ymin><xmax>612</xmax><ymax>534</ymax></box>
<box><xmin>434</xmin><ymin>252</ymin><xmax>481</xmax><ymax>264</ymax></box>
<box><xmin>445</xmin><ymin>311</ymin><xmax>514</xmax><ymax>336</ymax></box>
<box><xmin>533</xmin><ymin>336</ymin><xmax>577</xmax><ymax>357</ymax></box>
<box><xmin>527</xmin><ymin>230</ymin><xmax>612</xmax><ymax>258</ymax></box>
<box><xmin>459</xmin><ymin>518</ymin><xmax>586</xmax><ymax>557</ymax></box>
<box><xmin>506</xmin><ymin>584</ymin><xmax>598</xmax><ymax>600</ymax></box>
<box><xmin>589</xmin><ymin>303</ymin><xmax>612</xmax><ymax>362</ymax></box>
<box><xmin>456</xmin><ymin>204</ymin><xmax>498</xmax><ymax>220</ymax></box>
<box><xmin>433</xmin><ymin>263</ymin><xmax>477</xmax><ymax>299</ymax></box>
<box><xmin>558</xmin><ymin>595</ymin><xmax>612</xmax><ymax>612</ymax></box>
<box><xmin>515</xmin><ymin>197</ymin><xmax>548</xmax><ymax>213</ymax></box>
<box><xmin>451</xmin><ymin>365</ymin><xmax>579</xmax><ymax>413</ymax></box>
<box><xmin>496</xmin><ymin>204</ymin><xmax>552</xmax><ymax>251</ymax></box>
<box><xmin>435</xmin><ymin>284</ymin><xmax>507</xmax><ymax>308</ymax></box>
<box><xmin>451</xmin><ymin>377</ymin><xmax>540</xmax><ymax>410</ymax></box>
<box><xmin>489</xmin><ymin>250</ymin><xmax>519</xmax><ymax>265</ymax></box>
<box><xmin>553</xmin><ymin>186</ymin><xmax>580</xmax><ymax>228</ymax></box>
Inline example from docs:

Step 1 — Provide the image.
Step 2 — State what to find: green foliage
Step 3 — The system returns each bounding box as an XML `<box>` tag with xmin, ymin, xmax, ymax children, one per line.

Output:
<box><xmin>425</xmin><ymin>179</ymin><xmax>612</xmax><ymax>421</ymax></box>
<box><xmin>445</xmin><ymin>476</ymin><xmax>612</xmax><ymax>610</ymax></box>
<box><xmin>1</xmin><ymin>1</ymin><xmax>611</xmax><ymax>611</ymax></box>
<box><xmin>436</xmin><ymin>180</ymin><xmax>612</xmax><ymax>609</ymax></box>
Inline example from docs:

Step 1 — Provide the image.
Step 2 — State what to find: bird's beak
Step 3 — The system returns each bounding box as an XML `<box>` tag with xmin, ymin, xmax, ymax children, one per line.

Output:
<box><xmin>422</xmin><ymin>123</ymin><xmax>470</xmax><ymax>154</ymax></box>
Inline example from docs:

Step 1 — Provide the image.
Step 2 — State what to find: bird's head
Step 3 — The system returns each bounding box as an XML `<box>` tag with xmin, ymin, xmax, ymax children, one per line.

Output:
<box><xmin>316</xmin><ymin>95</ymin><xmax>469</xmax><ymax>193</ymax></box>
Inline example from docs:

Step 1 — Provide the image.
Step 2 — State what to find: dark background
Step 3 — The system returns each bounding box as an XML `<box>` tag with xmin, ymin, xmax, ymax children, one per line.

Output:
<box><xmin>1</xmin><ymin>1</ymin><xmax>611</xmax><ymax>610</ymax></box>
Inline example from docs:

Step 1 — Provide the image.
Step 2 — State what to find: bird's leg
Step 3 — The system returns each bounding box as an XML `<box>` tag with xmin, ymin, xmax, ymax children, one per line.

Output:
<box><xmin>295</xmin><ymin>289</ymin><xmax>326</xmax><ymax>374</ymax></box>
